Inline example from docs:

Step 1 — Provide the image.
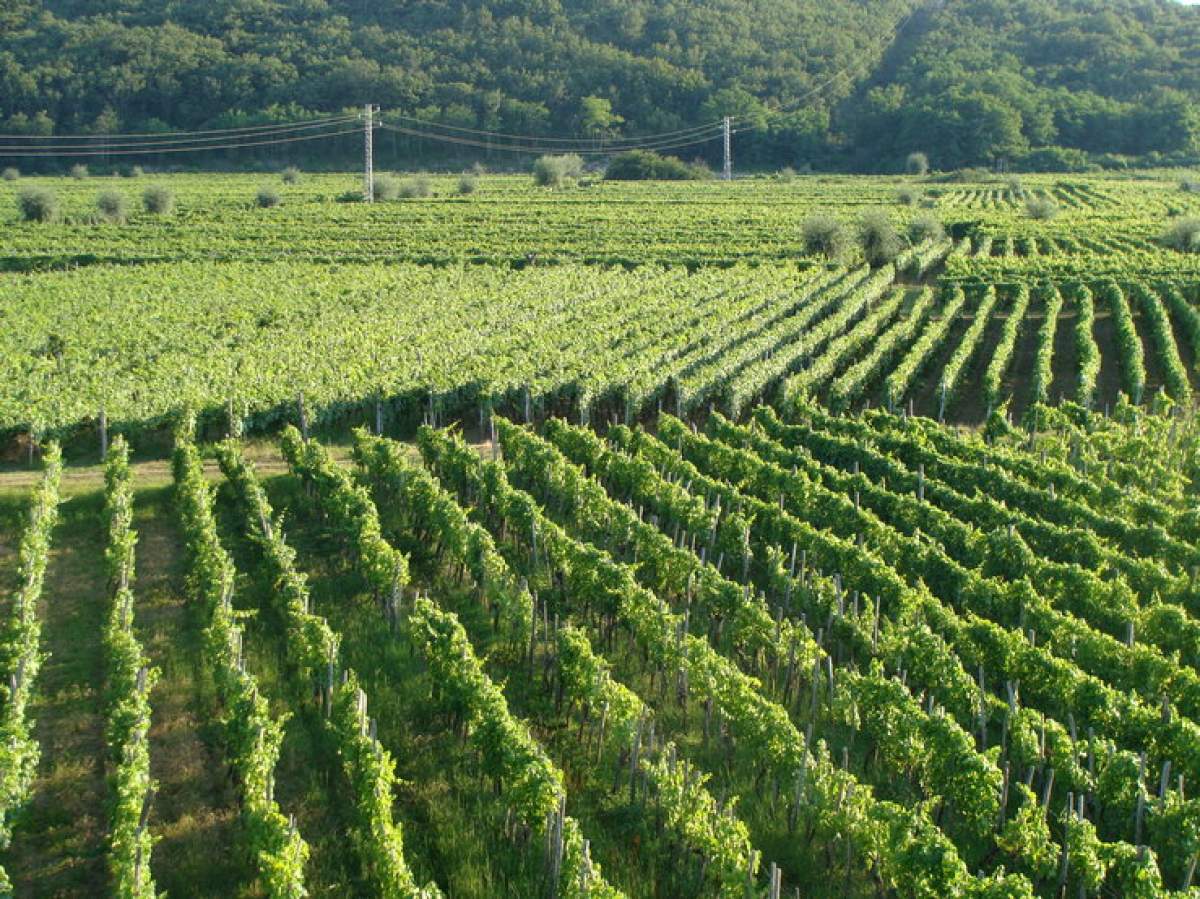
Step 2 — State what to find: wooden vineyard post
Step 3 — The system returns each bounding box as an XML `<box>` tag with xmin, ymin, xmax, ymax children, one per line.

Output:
<box><xmin>99</xmin><ymin>407</ymin><xmax>108</xmax><ymax>460</ymax></box>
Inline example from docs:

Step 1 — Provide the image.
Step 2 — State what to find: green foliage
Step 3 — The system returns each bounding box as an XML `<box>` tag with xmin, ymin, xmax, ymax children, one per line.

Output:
<box><xmin>1024</xmin><ymin>195</ymin><xmax>1058</xmax><ymax>220</ymax></box>
<box><xmin>801</xmin><ymin>213</ymin><xmax>849</xmax><ymax>260</ymax></box>
<box><xmin>2</xmin><ymin>167</ymin><xmax>18</xmax><ymax>181</ymax></box>
<box><xmin>456</xmin><ymin>173</ymin><xmax>477</xmax><ymax>195</ymax></box>
<box><xmin>906</xmin><ymin>152</ymin><xmax>929</xmax><ymax>176</ymax></box>
<box><xmin>173</xmin><ymin>435</ymin><xmax>310</xmax><ymax>897</ymax></box>
<box><xmin>398</xmin><ymin>174</ymin><xmax>433</xmax><ymax>199</ymax></box>
<box><xmin>69</xmin><ymin>163</ymin><xmax>88</xmax><ymax>180</ymax></box>
<box><xmin>908</xmin><ymin>214</ymin><xmax>944</xmax><ymax>244</ymax></box>
<box><xmin>0</xmin><ymin>2</ymin><xmax>1199</xmax><ymax>169</ymax></box>
<box><xmin>604</xmin><ymin>150</ymin><xmax>711</xmax><ymax>181</ymax></box>
<box><xmin>141</xmin><ymin>184</ymin><xmax>174</xmax><ymax>214</ymax></box>
<box><xmin>122</xmin><ymin>165</ymin><xmax>144</xmax><ymax>178</ymax></box>
<box><xmin>373</xmin><ymin>173</ymin><xmax>400</xmax><ymax>201</ymax></box>
<box><xmin>1164</xmin><ymin>217</ymin><xmax>1200</xmax><ymax>254</ymax></box>
<box><xmin>96</xmin><ymin>190</ymin><xmax>129</xmax><ymax>223</ymax></box>
<box><xmin>0</xmin><ymin>444</ymin><xmax>62</xmax><ymax>891</ymax></box>
<box><xmin>280</xmin><ymin>165</ymin><xmax>301</xmax><ymax>184</ymax></box>
<box><xmin>857</xmin><ymin>209</ymin><xmax>902</xmax><ymax>267</ymax></box>
<box><xmin>256</xmin><ymin>185</ymin><xmax>281</xmax><ymax>208</ymax></box>
<box><xmin>533</xmin><ymin>154</ymin><xmax>584</xmax><ymax>189</ymax></box>
<box><xmin>16</xmin><ymin>185</ymin><xmax>59</xmax><ymax>222</ymax></box>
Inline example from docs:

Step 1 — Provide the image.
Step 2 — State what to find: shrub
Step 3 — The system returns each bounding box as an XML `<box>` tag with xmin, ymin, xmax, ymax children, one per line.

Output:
<box><xmin>281</xmin><ymin>166</ymin><xmax>301</xmax><ymax>184</ymax></box>
<box><xmin>1015</xmin><ymin>146</ymin><xmax>1092</xmax><ymax>173</ymax></box>
<box><xmin>1025</xmin><ymin>196</ymin><xmax>1059</xmax><ymax>220</ymax></box>
<box><xmin>906</xmin><ymin>152</ymin><xmax>929</xmax><ymax>176</ymax></box>
<box><xmin>16</xmin><ymin>185</ymin><xmax>59</xmax><ymax>222</ymax></box>
<box><xmin>908</xmin><ymin>214</ymin><xmax>945</xmax><ymax>244</ymax></box>
<box><xmin>398</xmin><ymin>174</ymin><xmax>433</xmax><ymax>199</ymax></box>
<box><xmin>121</xmin><ymin>165</ymin><xmax>144</xmax><ymax>178</ymax></box>
<box><xmin>896</xmin><ymin>186</ymin><xmax>920</xmax><ymax>206</ymax></box>
<box><xmin>2</xmin><ymin>167</ymin><xmax>19</xmax><ymax>181</ymax></box>
<box><xmin>471</xmin><ymin>161</ymin><xmax>488</xmax><ymax>176</ymax></box>
<box><xmin>457</xmin><ymin>173</ymin><xmax>478</xmax><ymax>195</ymax></box>
<box><xmin>776</xmin><ymin>166</ymin><xmax>797</xmax><ymax>183</ymax></box>
<box><xmin>96</xmin><ymin>190</ymin><xmax>128</xmax><ymax>223</ymax></box>
<box><xmin>256</xmin><ymin>185</ymin><xmax>282</xmax><ymax>208</ymax></box>
<box><xmin>1181</xmin><ymin>177</ymin><xmax>1200</xmax><ymax>194</ymax></box>
<box><xmin>70</xmin><ymin>163</ymin><xmax>88</xmax><ymax>180</ymax></box>
<box><xmin>142</xmin><ymin>184</ymin><xmax>175</xmax><ymax>214</ymax></box>
<box><xmin>533</xmin><ymin>154</ymin><xmax>584</xmax><ymax>188</ymax></box>
<box><xmin>604</xmin><ymin>150</ymin><xmax>711</xmax><ymax>181</ymax></box>
<box><xmin>373</xmin><ymin>174</ymin><xmax>400</xmax><ymax>201</ymax></box>
<box><xmin>1164</xmin><ymin>217</ymin><xmax>1200</xmax><ymax>254</ymax></box>
<box><xmin>858</xmin><ymin>210</ymin><xmax>903</xmax><ymax>267</ymax></box>
<box><xmin>1006</xmin><ymin>177</ymin><xmax>1025</xmax><ymax>197</ymax></box>
<box><xmin>801</xmin><ymin>214</ymin><xmax>850</xmax><ymax>260</ymax></box>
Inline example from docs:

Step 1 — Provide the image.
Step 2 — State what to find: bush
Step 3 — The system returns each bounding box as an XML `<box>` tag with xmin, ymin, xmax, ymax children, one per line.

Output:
<box><xmin>533</xmin><ymin>154</ymin><xmax>584</xmax><ymax>188</ymax></box>
<box><xmin>471</xmin><ymin>161</ymin><xmax>488</xmax><ymax>176</ymax></box>
<box><xmin>1006</xmin><ymin>177</ymin><xmax>1025</xmax><ymax>197</ymax></box>
<box><xmin>2</xmin><ymin>167</ymin><xmax>19</xmax><ymax>181</ymax></box>
<box><xmin>96</xmin><ymin>190</ymin><xmax>128</xmax><ymax>223</ymax></box>
<box><xmin>858</xmin><ymin>210</ymin><xmax>903</xmax><ymax>267</ymax></box>
<box><xmin>281</xmin><ymin>166</ymin><xmax>301</xmax><ymax>184</ymax></box>
<box><xmin>1181</xmin><ymin>177</ymin><xmax>1200</xmax><ymax>194</ymax></box>
<box><xmin>801</xmin><ymin>214</ymin><xmax>850</xmax><ymax>260</ymax></box>
<box><xmin>1025</xmin><ymin>196</ymin><xmax>1059</xmax><ymax>220</ymax></box>
<box><xmin>16</xmin><ymin>185</ymin><xmax>59</xmax><ymax>222</ymax></box>
<box><xmin>457</xmin><ymin>173</ymin><xmax>478</xmax><ymax>195</ymax></box>
<box><xmin>908</xmin><ymin>214</ymin><xmax>945</xmax><ymax>244</ymax></box>
<box><xmin>1164</xmin><ymin>217</ymin><xmax>1200</xmax><ymax>254</ymax></box>
<box><xmin>906</xmin><ymin>152</ymin><xmax>929</xmax><ymax>176</ymax></box>
<box><xmin>69</xmin><ymin>163</ymin><xmax>88</xmax><ymax>180</ymax></box>
<box><xmin>776</xmin><ymin>166</ymin><xmax>797</xmax><ymax>183</ymax></box>
<box><xmin>896</xmin><ymin>186</ymin><xmax>920</xmax><ymax>206</ymax></box>
<box><xmin>1015</xmin><ymin>146</ymin><xmax>1092</xmax><ymax>173</ymax></box>
<box><xmin>373</xmin><ymin>174</ymin><xmax>400</xmax><ymax>201</ymax></box>
<box><xmin>256</xmin><ymin>185</ymin><xmax>282</xmax><ymax>208</ymax></box>
<box><xmin>604</xmin><ymin>150</ymin><xmax>711</xmax><ymax>181</ymax></box>
<box><xmin>142</xmin><ymin>184</ymin><xmax>175</xmax><ymax>214</ymax></box>
<box><xmin>121</xmin><ymin>165</ymin><xmax>144</xmax><ymax>178</ymax></box>
<box><xmin>398</xmin><ymin>174</ymin><xmax>434</xmax><ymax>199</ymax></box>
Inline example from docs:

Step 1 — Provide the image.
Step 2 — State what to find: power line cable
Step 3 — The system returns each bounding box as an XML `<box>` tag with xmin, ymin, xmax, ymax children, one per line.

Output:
<box><xmin>377</xmin><ymin>123</ymin><xmax>725</xmax><ymax>156</ymax></box>
<box><xmin>0</xmin><ymin>112</ymin><xmax>358</xmax><ymax>141</ymax></box>
<box><xmin>0</xmin><ymin>127</ymin><xmax>363</xmax><ymax>158</ymax></box>
<box><xmin>0</xmin><ymin>116</ymin><xmax>362</xmax><ymax>152</ymax></box>
<box><xmin>382</xmin><ymin>113</ymin><xmax>727</xmax><ymax>146</ymax></box>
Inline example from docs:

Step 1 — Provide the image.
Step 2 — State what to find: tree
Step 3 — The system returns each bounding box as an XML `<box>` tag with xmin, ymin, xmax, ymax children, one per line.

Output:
<box><xmin>802</xmin><ymin>214</ymin><xmax>850</xmax><ymax>260</ymax></box>
<box><xmin>578</xmin><ymin>97</ymin><xmax>623</xmax><ymax>140</ymax></box>
<box><xmin>858</xmin><ymin>210</ymin><xmax>902</xmax><ymax>267</ymax></box>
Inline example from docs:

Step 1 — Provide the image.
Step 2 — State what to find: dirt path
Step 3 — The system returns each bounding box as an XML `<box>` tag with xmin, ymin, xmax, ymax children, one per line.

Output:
<box><xmin>1006</xmin><ymin>303</ymin><xmax>1043</xmax><ymax>424</ymax></box>
<box><xmin>1047</xmin><ymin>307</ymin><xmax>1079</xmax><ymax>406</ymax></box>
<box><xmin>5</xmin><ymin>493</ymin><xmax>109</xmax><ymax>896</ymax></box>
<box><xmin>1093</xmin><ymin>311</ymin><xmax>1124</xmax><ymax>413</ymax></box>
<box><xmin>133</xmin><ymin>486</ymin><xmax>245</xmax><ymax>896</ymax></box>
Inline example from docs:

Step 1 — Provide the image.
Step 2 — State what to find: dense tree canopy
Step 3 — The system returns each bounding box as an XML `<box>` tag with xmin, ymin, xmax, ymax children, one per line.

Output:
<box><xmin>1</xmin><ymin>0</ymin><xmax>1198</xmax><ymax>171</ymax></box>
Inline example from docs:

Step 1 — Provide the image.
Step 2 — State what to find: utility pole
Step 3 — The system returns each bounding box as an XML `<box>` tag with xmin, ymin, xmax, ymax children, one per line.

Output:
<box><xmin>722</xmin><ymin>116</ymin><xmax>732</xmax><ymax>181</ymax></box>
<box><xmin>364</xmin><ymin>103</ymin><xmax>375</xmax><ymax>202</ymax></box>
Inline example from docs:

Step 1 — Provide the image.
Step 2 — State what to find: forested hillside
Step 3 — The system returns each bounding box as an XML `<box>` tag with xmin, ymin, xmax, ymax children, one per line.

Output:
<box><xmin>1</xmin><ymin>0</ymin><xmax>1199</xmax><ymax>170</ymax></box>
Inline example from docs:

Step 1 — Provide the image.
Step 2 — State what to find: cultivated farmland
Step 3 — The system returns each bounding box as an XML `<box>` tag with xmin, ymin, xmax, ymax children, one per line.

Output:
<box><xmin>2</xmin><ymin>170</ymin><xmax>1200</xmax><ymax>897</ymax></box>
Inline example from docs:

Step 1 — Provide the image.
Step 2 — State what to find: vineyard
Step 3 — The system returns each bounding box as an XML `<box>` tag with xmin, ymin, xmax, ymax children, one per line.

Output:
<box><xmin>3</xmin><ymin>169</ymin><xmax>1200</xmax><ymax>897</ymax></box>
